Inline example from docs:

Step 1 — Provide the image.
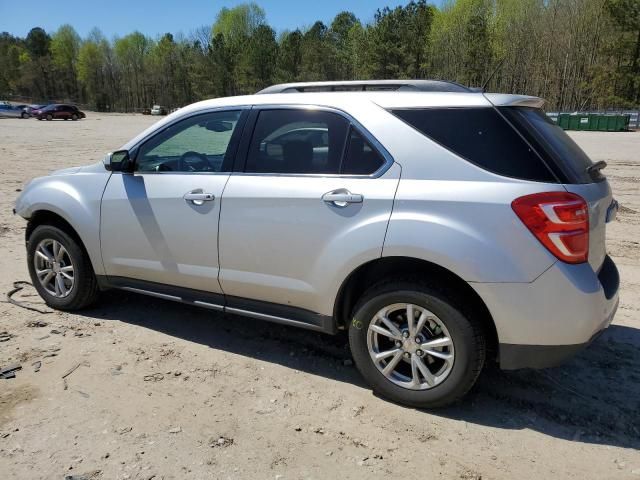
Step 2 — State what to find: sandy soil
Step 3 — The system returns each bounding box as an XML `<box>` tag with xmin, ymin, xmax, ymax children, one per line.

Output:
<box><xmin>0</xmin><ymin>114</ymin><xmax>639</xmax><ymax>480</ymax></box>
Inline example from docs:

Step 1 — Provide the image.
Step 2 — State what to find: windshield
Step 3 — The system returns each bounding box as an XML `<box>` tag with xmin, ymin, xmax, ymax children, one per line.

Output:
<box><xmin>499</xmin><ymin>107</ymin><xmax>601</xmax><ymax>184</ymax></box>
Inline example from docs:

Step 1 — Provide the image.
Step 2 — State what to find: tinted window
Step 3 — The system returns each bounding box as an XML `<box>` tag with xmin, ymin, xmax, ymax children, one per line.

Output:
<box><xmin>136</xmin><ymin>110</ymin><xmax>242</xmax><ymax>173</ymax></box>
<box><xmin>391</xmin><ymin>107</ymin><xmax>556</xmax><ymax>182</ymax></box>
<box><xmin>341</xmin><ymin>128</ymin><xmax>385</xmax><ymax>174</ymax></box>
<box><xmin>245</xmin><ymin>110</ymin><xmax>349</xmax><ymax>174</ymax></box>
<box><xmin>499</xmin><ymin>107</ymin><xmax>598</xmax><ymax>183</ymax></box>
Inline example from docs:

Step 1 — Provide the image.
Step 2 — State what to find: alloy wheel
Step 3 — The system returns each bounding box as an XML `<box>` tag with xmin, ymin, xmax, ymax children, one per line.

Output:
<box><xmin>33</xmin><ymin>239</ymin><xmax>75</xmax><ymax>298</ymax></box>
<box><xmin>367</xmin><ymin>303</ymin><xmax>455</xmax><ymax>390</ymax></box>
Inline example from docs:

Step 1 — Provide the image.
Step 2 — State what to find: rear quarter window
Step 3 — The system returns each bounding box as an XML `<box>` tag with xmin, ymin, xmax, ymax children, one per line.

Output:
<box><xmin>498</xmin><ymin>107</ymin><xmax>600</xmax><ymax>184</ymax></box>
<box><xmin>391</xmin><ymin>107</ymin><xmax>557</xmax><ymax>183</ymax></box>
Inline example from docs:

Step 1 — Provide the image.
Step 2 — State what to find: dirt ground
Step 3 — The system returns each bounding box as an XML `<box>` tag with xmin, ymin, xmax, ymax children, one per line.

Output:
<box><xmin>0</xmin><ymin>113</ymin><xmax>638</xmax><ymax>480</ymax></box>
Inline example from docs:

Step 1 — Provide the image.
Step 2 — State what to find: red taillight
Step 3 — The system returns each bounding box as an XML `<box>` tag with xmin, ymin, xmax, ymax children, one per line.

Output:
<box><xmin>511</xmin><ymin>192</ymin><xmax>589</xmax><ymax>264</ymax></box>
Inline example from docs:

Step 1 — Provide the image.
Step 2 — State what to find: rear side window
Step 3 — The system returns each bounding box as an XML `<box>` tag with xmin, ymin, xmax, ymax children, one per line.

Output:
<box><xmin>245</xmin><ymin>109</ymin><xmax>348</xmax><ymax>174</ymax></box>
<box><xmin>341</xmin><ymin>129</ymin><xmax>385</xmax><ymax>174</ymax></box>
<box><xmin>391</xmin><ymin>108</ymin><xmax>557</xmax><ymax>182</ymax></box>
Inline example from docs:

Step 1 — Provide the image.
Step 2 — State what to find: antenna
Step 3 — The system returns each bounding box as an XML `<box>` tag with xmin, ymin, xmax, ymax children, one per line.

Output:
<box><xmin>482</xmin><ymin>57</ymin><xmax>506</xmax><ymax>91</ymax></box>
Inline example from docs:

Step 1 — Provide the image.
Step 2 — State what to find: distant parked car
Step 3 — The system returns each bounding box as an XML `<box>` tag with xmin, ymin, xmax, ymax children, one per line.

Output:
<box><xmin>35</xmin><ymin>104</ymin><xmax>86</xmax><ymax>121</ymax></box>
<box><xmin>24</xmin><ymin>104</ymin><xmax>47</xmax><ymax>117</ymax></box>
<box><xmin>0</xmin><ymin>104</ymin><xmax>29</xmax><ymax>118</ymax></box>
<box><xmin>141</xmin><ymin>107</ymin><xmax>151</xmax><ymax>115</ymax></box>
<box><xmin>28</xmin><ymin>105</ymin><xmax>47</xmax><ymax>117</ymax></box>
<box><xmin>151</xmin><ymin>105</ymin><xmax>167</xmax><ymax>115</ymax></box>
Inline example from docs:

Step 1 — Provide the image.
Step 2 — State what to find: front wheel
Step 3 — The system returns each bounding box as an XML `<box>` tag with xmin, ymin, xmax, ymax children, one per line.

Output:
<box><xmin>21</xmin><ymin>112</ymin><xmax>28</xmax><ymax>119</ymax></box>
<box><xmin>27</xmin><ymin>225</ymin><xmax>99</xmax><ymax>310</ymax></box>
<box><xmin>71</xmin><ymin>113</ymin><xmax>78</xmax><ymax>120</ymax></box>
<box><xmin>348</xmin><ymin>280</ymin><xmax>485</xmax><ymax>408</ymax></box>
<box><xmin>46</xmin><ymin>114</ymin><xmax>52</xmax><ymax>121</ymax></box>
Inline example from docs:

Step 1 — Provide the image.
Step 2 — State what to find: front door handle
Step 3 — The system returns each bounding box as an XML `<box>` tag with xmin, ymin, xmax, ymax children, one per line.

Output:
<box><xmin>322</xmin><ymin>190</ymin><xmax>363</xmax><ymax>208</ymax></box>
<box><xmin>184</xmin><ymin>190</ymin><xmax>215</xmax><ymax>206</ymax></box>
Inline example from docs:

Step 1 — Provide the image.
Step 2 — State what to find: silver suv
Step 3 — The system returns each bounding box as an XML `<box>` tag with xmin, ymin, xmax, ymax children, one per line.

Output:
<box><xmin>14</xmin><ymin>80</ymin><xmax>620</xmax><ymax>407</ymax></box>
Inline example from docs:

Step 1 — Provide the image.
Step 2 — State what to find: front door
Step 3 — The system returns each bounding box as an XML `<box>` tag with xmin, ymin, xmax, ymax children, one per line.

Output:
<box><xmin>100</xmin><ymin>109</ymin><xmax>246</xmax><ymax>294</ymax></box>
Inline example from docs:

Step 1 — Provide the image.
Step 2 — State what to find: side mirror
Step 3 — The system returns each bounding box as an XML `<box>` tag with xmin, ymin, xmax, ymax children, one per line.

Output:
<box><xmin>104</xmin><ymin>150</ymin><xmax>131</xmax><ymax>172</ymax></box>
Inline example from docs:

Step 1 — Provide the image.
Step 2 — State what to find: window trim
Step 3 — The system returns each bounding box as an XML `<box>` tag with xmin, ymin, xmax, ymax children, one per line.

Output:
<box><xmin>236</xmin><ymin>104</ymin><xmax>394</xmax><ymax>178</ymax></box>
<box><xmin>124</xmin><ymin>107</ymin><xmax>250</xmax><ymax>175</ymax></box>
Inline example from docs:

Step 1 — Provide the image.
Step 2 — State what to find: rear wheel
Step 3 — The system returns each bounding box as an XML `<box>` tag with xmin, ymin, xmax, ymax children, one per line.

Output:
<box><xmin>348</xmin><ymin>280</ymin><xmax>485</xmax><ymax>408</ymax></box>
<box><xmin>27</xmin><ymin>225</ymin><xmax>99</xmax><ymax>310</ymax></box>
<box><xmin>21</xmin><ymin>112</ymin><xmax>28</xmax><ymax>119</ymax></box>
<box><xmin>46</xmin><ymin>114</ymin><xmax>52</xmax><ymax>121</ymax></box>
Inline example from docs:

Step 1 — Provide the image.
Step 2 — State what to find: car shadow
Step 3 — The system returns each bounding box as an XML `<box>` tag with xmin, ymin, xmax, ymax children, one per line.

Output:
<box><xmin>83</xmin><ymin>290</ymin><xmax>640</xmax><ymax>450</ymax></box>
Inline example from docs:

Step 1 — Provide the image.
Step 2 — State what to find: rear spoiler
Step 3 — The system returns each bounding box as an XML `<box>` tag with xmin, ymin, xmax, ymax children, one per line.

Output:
<box><xmin>483</xmin><ymin>93</ymin><xmax>545</xmax><ymax>109</ymax></box>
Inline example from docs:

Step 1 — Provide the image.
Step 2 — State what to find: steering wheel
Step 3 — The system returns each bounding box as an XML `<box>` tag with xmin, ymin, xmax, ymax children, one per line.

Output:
<box><xmin>178</xmin><ymin>151</ymin><xmax>210</xmax><ymax>172</ymax></box>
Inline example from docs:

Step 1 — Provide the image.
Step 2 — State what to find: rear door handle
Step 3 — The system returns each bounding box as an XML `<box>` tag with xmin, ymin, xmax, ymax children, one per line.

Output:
<box><xmin>322</xmin><ymin>190</ymin><xmax>363</xmax><ymax>207</ymax></box>
<box><xmin>184</xmin><ymin>190</ymin><xmax>215</xmax><ymax>206</ymax></box>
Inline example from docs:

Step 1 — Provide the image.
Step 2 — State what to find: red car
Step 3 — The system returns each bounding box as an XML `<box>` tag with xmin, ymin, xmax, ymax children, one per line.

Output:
<box><xmin>36</xmin><ymin>104</ymin><xmax>86</xmax><ymax>121</ymax></box>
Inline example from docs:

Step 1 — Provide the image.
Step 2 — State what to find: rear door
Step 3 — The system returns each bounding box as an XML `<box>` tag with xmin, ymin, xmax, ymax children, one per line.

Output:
<box><xmin>218</xmin><ymin>107</ymin><xmax>399</xmax><ymax>316</ymax></box>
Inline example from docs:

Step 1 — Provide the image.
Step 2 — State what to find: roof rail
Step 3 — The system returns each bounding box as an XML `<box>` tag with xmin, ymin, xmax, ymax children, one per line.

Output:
<box><xmin>257</xmin><ymin>80</ymin><xmax>473</xmax><ymax>94</ymax></box>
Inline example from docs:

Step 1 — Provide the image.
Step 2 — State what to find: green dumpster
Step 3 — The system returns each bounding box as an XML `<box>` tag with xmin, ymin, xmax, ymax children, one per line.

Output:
<box><xmin>556</xmin><ymin>113</ymin><xmax>630</xmax><ymax>131</ymax></box>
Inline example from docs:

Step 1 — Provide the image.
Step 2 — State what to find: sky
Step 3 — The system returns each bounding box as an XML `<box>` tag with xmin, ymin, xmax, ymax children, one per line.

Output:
<box><xmin>1</xmin><ymin>0</ymin><xmax>444</xmax><ymax>40</ymax></box>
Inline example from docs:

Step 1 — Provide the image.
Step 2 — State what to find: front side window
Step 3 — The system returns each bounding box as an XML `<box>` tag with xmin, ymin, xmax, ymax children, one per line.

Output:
<box><xmin>135</xmin><ymin>110</ymin><xmax>242</xmax><ymax>173</ymax></box>
<box><xmin>245</xmin><ymin>109</ymin><xmax>349</xmax><ymax>174</ymax></box>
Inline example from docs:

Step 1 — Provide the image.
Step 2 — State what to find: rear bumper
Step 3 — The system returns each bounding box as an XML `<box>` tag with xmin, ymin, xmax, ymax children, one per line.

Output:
<box><xmin>498</xmin><ymin>302</ymin><xmax>617</xmax><ymax>369</ymax></box>
<box><xmin>471</xmin><ymin>255</ymin><xmax>619</xmax><ymax>370</ymax></box>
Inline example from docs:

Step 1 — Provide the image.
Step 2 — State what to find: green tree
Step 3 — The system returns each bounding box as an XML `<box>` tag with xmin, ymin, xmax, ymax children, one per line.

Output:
<box><xmin>238</xmin><ymin>25</ymin><xmax>278</xmax><ymax>92</ymax></box>
<box><xmin>276</xmin><ymin>30</ymin><xmax>303</xmax><ymax>82</ymax></box>
<box><xmin>330</xmin><ymin>12</ymin><xmax>361</xmax><ymax>79</ymax></box>
<box><xmin>0</xmin><ymin>33</ymin><xmax>24</xmax><ymax>96</ymax></box>
<box><xmin>2</xmin><ymin>0</ymin><xmax>639</xmax><ymax>112</ymax></box>
<box><xmin>51</xmin><ymin>24</ymin><xmax>81</xmax><ymax>99</ymax></box>
<box><xmin>114</xmin><ymin>32</ymin><xmax>152</xmax><ymax>110</ymax></box>
<box><xmin>23</xmin><ymin>27</ymin><xmax>53</xmax><ymax>98</ymax></box>
<box><xmin>211</xmin><ymin>3</ymin><xmax>267</xmax><ymax>94</ymax></box>
<box><xmin>300</xmin><ymin>21</ymin><xmax>334</xmax><ymax>81</ymax></box>
<box><xmin>606</xmin><ymin>0</ymin><xmax>640</xmax><ymax>103</ymax></box>
<box><xmin>366</xmin><ymin>6</ymin><xmax>407</xmax><ymax>78</ymax></box>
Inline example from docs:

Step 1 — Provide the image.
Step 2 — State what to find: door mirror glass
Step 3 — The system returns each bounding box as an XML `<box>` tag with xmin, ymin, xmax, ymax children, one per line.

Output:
<box><xmin>104</xmin><ymin>150</ymin><xmax>130</xmax><ymax>172</ymax></box>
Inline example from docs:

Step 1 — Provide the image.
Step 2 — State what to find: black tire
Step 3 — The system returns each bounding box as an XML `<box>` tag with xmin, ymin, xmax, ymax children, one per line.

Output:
<box><xmin>46</xmin><ymin>114</ymin><xmax>52</xmax><ymax>121</ymax></box>
<box><xmin>71</xmin><ymin>113</ymin><xmax>78</xmax><ymax>121</ymax></box>
<box><xmin>26</xmin><ymin>225</ymin><xmax>99</xmax><ymax>311</ymax></box>
<box><xmin>348</xmin><ymin>279</ymin><xmax>485</xmax><ymax>408</ymax></box>
<box><xmin>21</xmin><ymin>112</ymin><xmax>28</xmax><ymax>119</ymax></box>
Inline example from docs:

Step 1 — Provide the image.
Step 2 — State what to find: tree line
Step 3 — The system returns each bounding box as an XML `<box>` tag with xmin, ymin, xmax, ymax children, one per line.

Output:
<box><xmin>0</xmin><ymin>0</ymin><xmax>638</xmax><ymax>112</ymax></box>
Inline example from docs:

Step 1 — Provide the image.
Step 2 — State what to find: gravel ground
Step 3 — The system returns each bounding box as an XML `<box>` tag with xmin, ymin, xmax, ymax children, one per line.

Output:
<box><xmin>0</xmin><ymin>114</ymin><xmax>639</xmax><ymax>479</ymax></box>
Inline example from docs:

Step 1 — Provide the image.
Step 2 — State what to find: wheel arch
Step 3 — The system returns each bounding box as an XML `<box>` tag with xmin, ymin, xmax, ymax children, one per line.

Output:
<box><xmin>26</xmin><ymin>210</ymin><xmax>94</xmax><ymax>271</ymax></box>
<box><xmin>333</xmin><ymin>256</ymin><xmax>498</xmax><ymax>360</ymax></box>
